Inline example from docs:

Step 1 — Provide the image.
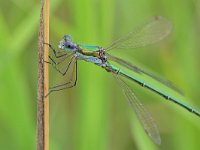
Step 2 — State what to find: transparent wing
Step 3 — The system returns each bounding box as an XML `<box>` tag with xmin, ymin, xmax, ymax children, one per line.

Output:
<box><xmin>106</xmin><ymin>16</ymin><xmax>172</xmax><ymax>51</ymax></box>
<box><xmin>107</xmin><ymin>53</ymin><xmax>184</xmax><ymax>95</ymax></box>
<box><xmin>114</xmin><ymin>74</ymin><xmax>161</xmax><ymax>145</ymax></box>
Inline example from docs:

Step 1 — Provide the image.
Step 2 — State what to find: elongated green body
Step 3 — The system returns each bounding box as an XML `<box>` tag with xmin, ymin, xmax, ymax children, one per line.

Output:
<box><xmin>76</xmin><ymin>45</ymin><xmax>200</xmax><ymax>117</ymax></box>
<box><xmin>109</xmin><ymin>64</ymin><xmax>200</xmax><ymax>117</ymax></box>
<box><xmin>70</xmin><ymin>42</ymin><xmax>200</xmax><ymax>118</ymax></box>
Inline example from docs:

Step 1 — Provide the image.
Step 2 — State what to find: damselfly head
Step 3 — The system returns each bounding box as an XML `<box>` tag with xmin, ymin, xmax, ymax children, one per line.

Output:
<box><xmin>58</xmin><ymin>35</ymin><xmax>76</xmax><ymax>51</ymax></box>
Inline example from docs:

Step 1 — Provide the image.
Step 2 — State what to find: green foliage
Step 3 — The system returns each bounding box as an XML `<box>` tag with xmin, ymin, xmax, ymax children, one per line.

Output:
<box><xmin>0</xmin><ymin>0</ymin><xmax>200</xmax><ymax>150</ymax></box>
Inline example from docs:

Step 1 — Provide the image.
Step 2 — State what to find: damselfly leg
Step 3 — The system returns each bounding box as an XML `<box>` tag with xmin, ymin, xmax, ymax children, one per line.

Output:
<box><xmin>48</xmin><ymin>54</ymin><xmax>74</xmax><ymax>75</ymax></box>
<box><xmin>46</xmin><ymin>58</ymin><xmax>77</xmax><ymax>96</ymax></box>
<box><xmin>44</xmin><ymin>43</ymin><xmax>78</xmax><ymax>96</ymax></box>
<box><xmin>44</xmin><ymin>43</ymin><xmax>68</xmax><ymax>58</ymax></box>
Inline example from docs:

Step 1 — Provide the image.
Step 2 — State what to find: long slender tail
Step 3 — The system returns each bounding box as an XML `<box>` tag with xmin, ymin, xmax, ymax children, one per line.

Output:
<box><xmin>110</xmin><ymin>64</ymin><xmax>200</xmax><ymax>117</ymax></box>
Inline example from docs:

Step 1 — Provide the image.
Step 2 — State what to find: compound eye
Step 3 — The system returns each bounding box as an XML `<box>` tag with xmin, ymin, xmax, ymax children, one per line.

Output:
<box><xmin>67</xmin><ymin>43</ymin><xmax>75</xmax><ymax>49</ymax></box>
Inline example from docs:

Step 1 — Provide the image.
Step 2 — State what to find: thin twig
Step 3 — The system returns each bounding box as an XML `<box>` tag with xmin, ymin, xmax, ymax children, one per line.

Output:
<box><xmin>37</xmin><ymin>0</ymin><xmax>49</xmax><ymax>150</ymax></box>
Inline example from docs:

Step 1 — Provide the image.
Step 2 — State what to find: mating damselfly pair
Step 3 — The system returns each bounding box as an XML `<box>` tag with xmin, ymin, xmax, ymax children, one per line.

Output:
<box><xmin>45</xmin><ymin>16</ymin><xmax>200</xmax><ymax>145</ymax></box>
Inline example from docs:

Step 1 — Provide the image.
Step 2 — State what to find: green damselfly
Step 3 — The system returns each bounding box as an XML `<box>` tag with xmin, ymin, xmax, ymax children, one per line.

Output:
<box><xmin>46</xmin><ymin>16</ymin><xmax>200</xmax><ymax>145</ymax></box>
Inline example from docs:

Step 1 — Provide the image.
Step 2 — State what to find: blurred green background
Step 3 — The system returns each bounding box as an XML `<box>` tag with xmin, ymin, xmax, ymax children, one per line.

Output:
<box><xmin>1</xmin><ymin>0</ymin><xmax>200</xmax><ymax>150</ymax></box>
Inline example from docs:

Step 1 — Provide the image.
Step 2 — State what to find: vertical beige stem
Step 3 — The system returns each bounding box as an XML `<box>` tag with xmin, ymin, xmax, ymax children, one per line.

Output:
<box><xmin>44</xmin><ymin>0</ymin><xmax>49</xmax><ymax>149</ymax></box>
<box><xmin>37</xmin><ymin>0</ymin><xmax>49</xmax><ymax>150</ymax></box>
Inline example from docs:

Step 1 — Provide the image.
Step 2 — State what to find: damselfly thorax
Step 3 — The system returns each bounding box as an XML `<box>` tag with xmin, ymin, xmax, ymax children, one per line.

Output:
<box><xmin>76</xmin><ymin>45</ymin><xmax>108</xmax><ymax>67</ymax></box>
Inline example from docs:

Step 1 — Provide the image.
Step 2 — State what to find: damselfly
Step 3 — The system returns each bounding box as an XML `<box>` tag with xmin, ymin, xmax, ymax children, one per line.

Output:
<box><xmin>45</xmin><ymin>16</ymin><xmax>200</xmax><ymax>145</ymax></box>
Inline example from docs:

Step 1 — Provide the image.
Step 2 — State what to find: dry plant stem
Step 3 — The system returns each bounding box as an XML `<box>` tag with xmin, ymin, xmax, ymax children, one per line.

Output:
<box><xmin>37</xmin><ymin>0</ymin><xmax>49</xmax><ymax>150</ymax></box>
